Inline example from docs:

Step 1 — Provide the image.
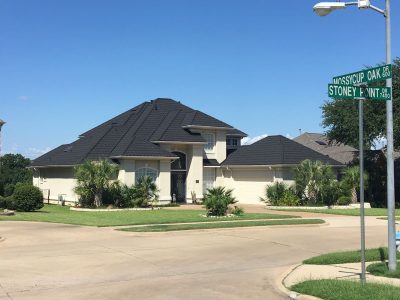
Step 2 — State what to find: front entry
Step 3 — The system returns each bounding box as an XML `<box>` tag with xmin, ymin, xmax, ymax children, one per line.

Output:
<box><xmin>170</xmin><ymin>151</ymin><xmax>187</xmax><ymax>203</ymax></box>
<box><xmin>171</xmin><ymin>171</ymin><xmax>186</xmax><ymax>202</ymax></box>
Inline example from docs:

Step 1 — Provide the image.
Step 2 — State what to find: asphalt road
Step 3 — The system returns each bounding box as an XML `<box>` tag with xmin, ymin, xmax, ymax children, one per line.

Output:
<box><xmin>0</xmin><ymin>216</ymin><xmax>388</xmax><ymax>300</ymax></box>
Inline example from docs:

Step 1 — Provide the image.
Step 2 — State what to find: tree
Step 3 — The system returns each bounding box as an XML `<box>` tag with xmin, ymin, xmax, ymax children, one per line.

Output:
<box><xmin>342</xmin><ymin>166</ymin><xmax>369</xmax><ymax>204</ymax></box>
<box><xmin>321</xmin><ymin>58</ymin><xmax>400</xmax><ymax>150</ymax></box>
<box><xmin>74</xmin><ymin>160</ymin><xmax>119</xmax><ymax>207</ymax></box>
<box><xmin>0</xmin><ymin>153</ymin><xmax>32</xmax><ymax>196</ymax></box>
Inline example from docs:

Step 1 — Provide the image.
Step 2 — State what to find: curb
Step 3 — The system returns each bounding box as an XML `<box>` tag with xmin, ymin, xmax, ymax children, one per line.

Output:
<box><xmin>276</xmin><ymin>264</ymin><xmax>322</xmax><ymax>300</ymax></box>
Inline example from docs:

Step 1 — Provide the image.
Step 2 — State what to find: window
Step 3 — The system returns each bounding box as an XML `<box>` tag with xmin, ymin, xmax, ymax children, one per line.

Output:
<box><xmin>227</xmin><ymin>138</ymin><xmax>239</xmax><ymax>147</ymax></box>
<box><xmin>136</xmin><ymin>167</ymin><xmax>158</xmax><ymax>183</ymax></box>
<box><xmin>203</xmin><ymin>133</ymin><xmax>215</xmax><ymax>152</ymax></box>
<box><xmin>203</xmin><ymin>168</ymin><xmax>215</xmax><ymax>193</ymax></box>
<box><xmin>171</xmin><ymin>152</ymin><xmax>186</xmax><ymax>170</ymax></box>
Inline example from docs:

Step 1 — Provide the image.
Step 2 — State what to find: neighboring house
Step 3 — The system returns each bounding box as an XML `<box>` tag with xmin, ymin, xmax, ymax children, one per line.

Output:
<box><xmin>294</xmin><ymin>132</ymin><xmax>357</xmax><ymax>165</ymax></box>
<box><xmin>32</xmin><ymin>99</ymin><xmax>342</xmax><ymax>205</ymax></box>
<box><xmin>221</xmin><ymin>135</ymin><xmax>342</xmax><ymax>203</ymax></box>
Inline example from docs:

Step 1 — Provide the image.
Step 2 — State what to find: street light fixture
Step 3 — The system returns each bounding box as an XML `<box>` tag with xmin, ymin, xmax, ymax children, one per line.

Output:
<box><xmin>313</xmin><ymin>0</ymin><xmax>396</xmax><ymax>276</ymax></box>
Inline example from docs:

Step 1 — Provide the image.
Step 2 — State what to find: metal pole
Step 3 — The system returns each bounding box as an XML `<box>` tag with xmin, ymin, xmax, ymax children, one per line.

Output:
<box><xmin>359</xmin><ymin>98</ymin><xmax>366</xmax><ymax>283</ymax></box>
<box><xmin>385</xmin><ymin>0</ymin><xmax>397</xmax><ymax>272</ymax></box>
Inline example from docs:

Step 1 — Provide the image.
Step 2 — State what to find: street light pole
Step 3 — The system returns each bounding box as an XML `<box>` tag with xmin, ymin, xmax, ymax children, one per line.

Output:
<box><xmin>385</xmin><ymin>0</ymin><xmax>396</xmax><ymax>272</ymax></box>
<box><xmin>313</xmin><ymin>0</ymin><xmax>396</xmax><ymax>272</ymax></box>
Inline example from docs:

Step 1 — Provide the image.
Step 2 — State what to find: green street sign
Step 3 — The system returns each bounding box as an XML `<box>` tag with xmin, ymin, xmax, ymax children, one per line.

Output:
<box><xmin>328</xmin><ymin>84</ymin><xmax>392</xmax><ymax>100</ymax></box>
<box><xmin>333</xmin><ymin>64</ymin><xmax>392</xmax><ymax>85</ymax></box>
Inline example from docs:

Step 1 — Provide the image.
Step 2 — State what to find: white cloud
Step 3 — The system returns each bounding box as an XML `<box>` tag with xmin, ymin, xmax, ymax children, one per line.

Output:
<box><xmin>242</xmin><ymin>134</ymin><xmax>268</xmax><ymax>145</ymax></box>
<box><xmin>18</xmin><ymin>96</ymin><xmax>29</xmax><ymax>101</ymax></box>
<box><xmin>286</xmin><ymin>133</ymin><xmax>293</xmax><ymax>139</ymax></box>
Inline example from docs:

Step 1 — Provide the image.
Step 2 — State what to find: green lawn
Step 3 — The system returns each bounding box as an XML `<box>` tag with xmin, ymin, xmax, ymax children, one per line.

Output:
<box><xmin>290</xmin><ymin>279</ymin><xmax>400</xmax><ymax>300</ymax></box>
<box><xmin>0</xmin><ymin>204</ymin><xmax>299</xmax><ymax>227</ymax></box>
<box><xmin>367</xmin><ymin>262</ymin><xmax>400</xmax><ymax>279</ymax></box>
<box><xmin>275</xmin><ymin>208</ymin><xmax>400</xmax><ymax>216</ymax></box>
<box><xmin>303</xmin><ymin>248</ymin><xmax>388</xmax><ymax>265</ymax></box>
<box><xmin>120</xmin><ymin>218</ymin><xmax>325</xmax><ymax>232</ymax></box>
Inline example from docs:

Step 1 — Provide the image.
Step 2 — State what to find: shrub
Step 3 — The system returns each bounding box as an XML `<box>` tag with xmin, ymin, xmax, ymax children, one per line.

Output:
<box><xmin>3</xmin><ymin>196</ymin><xmax>16</xmax><ymax>210</ymax></box>
<box><xmin>12</xmin><ymin>184</ymin><xmax>43</xmax><ymax>211</ymax></box>
<box><xmin>3</xmin><ymin>183</ymin><xmax>15</xmax><ymax>197</ymax></box>
<box><xmin>264</xmin><ymin>182</ymin><xmax>287</xmax><ymax>205</ymax></box>
<box><xmin>279</xmin><ymin>190</ymin><xmax>300</xmax><ymax>206</ymax></box>
<box><xmin>0</xmin><ymin>196</ymin><xmax>5</xmax><ymax>208</ymax></box>
<box><xmin>203</xmin><ymin>187</ymin><xmax>237</xmax><ymax>216</ymax></box>
<box><xmin>337</xmin><ymin>196</ymin><xmax>352</xmax><ymax>206</ymax></box>
<box><xmin>128</xmin><ymin>176</ymin><xmax>159</xmax><ymax>207</ymax></box>
<box><xmin>230</xmin><ymin>206</ymin><xmax>244</xmax><ymax>216</ymax></box>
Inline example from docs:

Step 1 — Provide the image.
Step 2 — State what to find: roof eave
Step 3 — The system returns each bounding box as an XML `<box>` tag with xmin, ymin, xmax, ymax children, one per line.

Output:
<box><xmin>182</xmin><ymin>125</ymin><xmax>233</xmax><ymax>131</ymax></box>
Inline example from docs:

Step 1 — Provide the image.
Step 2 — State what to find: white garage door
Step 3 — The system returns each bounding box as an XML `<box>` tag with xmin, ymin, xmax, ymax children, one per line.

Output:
<box><xmin>227</xmin><ymin>169</ymin><xmax>273</xmax><ymax>205</ymax></box>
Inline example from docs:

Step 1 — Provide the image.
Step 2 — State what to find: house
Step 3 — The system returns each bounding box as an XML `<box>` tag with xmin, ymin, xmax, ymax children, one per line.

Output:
<box><xmin>294</xmin><ymin>132</ymin><xmax>357</xmax><ymax>165</ymax></box>
<box><xmin>32</xmin><ymin>98</ymin><xmax>342</xmax><ymax>205</ymax></box>
<box><xmin>221</xmin><ymin>135</ymin><xmax>342</xmax><ymax>203</ymax></box>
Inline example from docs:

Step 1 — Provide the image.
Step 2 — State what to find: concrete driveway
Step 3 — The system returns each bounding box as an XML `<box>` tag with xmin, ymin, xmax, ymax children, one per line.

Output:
<box><xmin>0</xmin><ymin>216</ymin><xmax>388</xmax><ymax>300</ymax></box>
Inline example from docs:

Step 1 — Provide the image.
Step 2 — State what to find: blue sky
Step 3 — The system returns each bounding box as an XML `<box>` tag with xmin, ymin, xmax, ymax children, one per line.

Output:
<box><xmin>1</xmin><ymin>0</ymin><xmax>399</xmax><ymax>158</ymax></box>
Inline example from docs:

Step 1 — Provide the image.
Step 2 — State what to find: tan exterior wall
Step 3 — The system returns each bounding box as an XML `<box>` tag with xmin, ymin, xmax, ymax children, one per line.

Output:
<box><xmin>118</xmin><ymin>159</ymin><xmax>136</xmax><ymax>186</ymax></box>
<box><xmin>218</xmin><ymin>167</ymin><xmax>295</xmax><ymax>204</ymax></box>
<box><xmin>33</xmin><ymin>167</ymin><xmax>78</xmax><ymax>204</ymax></box>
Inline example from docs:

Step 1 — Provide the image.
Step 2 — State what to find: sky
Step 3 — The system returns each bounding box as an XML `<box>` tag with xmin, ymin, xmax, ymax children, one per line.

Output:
<box><xmin>1</xmin><ymin>0</ymin><xmax>399</xmax><ymax>158</ymax></box>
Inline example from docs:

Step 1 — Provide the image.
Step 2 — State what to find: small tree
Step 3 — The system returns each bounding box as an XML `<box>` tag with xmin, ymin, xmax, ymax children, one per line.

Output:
<box><xmin>203</xmin><ymin>186</ymin><xmax>236</xmax><ymax>216</ymax></box>
<box><xmin>342</xmin><ymin>166</ymin><xmax>369</xmax><ymax>203</ymax></box>
<box><xmin>74</xmin><ymin>160</ymin><xmax>119</xmax><ymax>207</ymax></box>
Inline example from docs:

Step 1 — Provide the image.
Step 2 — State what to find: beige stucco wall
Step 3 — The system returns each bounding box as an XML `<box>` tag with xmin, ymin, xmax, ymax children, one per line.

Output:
<box><xmin>33</xmin><ymin>167</ymin><xmax>78</xmax><ymax>204</ymax></box>
<box><xmin>218</xmin><ymin>167</ymin><xmax>295</xmax><ymax>204</ymax></box>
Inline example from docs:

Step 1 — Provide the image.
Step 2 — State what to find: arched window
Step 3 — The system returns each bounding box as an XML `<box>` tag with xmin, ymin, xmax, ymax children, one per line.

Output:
<box><xmin>136</xmin><ymin>167</ymin><xmax>158</xmax><ymax>183</ymax></box>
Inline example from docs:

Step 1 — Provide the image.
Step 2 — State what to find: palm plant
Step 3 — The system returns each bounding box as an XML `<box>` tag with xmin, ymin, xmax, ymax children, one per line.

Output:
<box><xmin>202</xmin><ymin>186</ymin><xmax>236</xmax><ymax>216</ymax></box>
<box><xmin>74</xmin><ymin>160</ymin><xmax>119</xmax><ymax>207</ymax></box>
<box><xmin>342</xmin><ymin>166</ymin><xmax>369</xmax><ymax>203</ymax></box>
<box><xmin>131</xmin><ymin>176</ymin><xmax>159</xmax><ymax>207</ymax></box>
<box><xmin>294</xmin><ymin>159</ymin><xmax>335</xmax><ymax>205</ymax></box>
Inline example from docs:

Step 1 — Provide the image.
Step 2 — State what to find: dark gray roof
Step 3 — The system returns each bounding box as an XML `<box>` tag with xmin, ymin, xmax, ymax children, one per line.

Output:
<box><xmin>227</xmin><ymin>128</ymin><xmax>248</xmax><ymax>137</ymax></box>
<box><xmin>203</xmin><ymin>158</ymin><xmax>220</xmax><ymax>167</ymax></box>
<box><xmin>32</xmin><ymin>98</ymin><xmax>242</xmax><ymax>167</ymax></box>
<box><xmin>294</xmin><ymin>132</ymin><xmax>357</xmax><ymax>164</ymax></box>
<box><xmin>222</xmin><ymin>135</ymin><xmax>343</xmax><ymax>166</ymax></box>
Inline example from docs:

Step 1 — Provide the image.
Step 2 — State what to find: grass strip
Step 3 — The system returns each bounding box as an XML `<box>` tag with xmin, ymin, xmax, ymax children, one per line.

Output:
<box><xmin>367</xmin><ymin>262</ymin><xmax>400</xmax><ymax>279</ymax></box>
<box><xmin>291</xmin><ymin>279</ymin><xmax>400</xmax><ymax>300</ymax></box>
<box><xmin>0</xmin><ymin>204</ymin><xmax>299</xmax><ymax>227</ymax></box>
<box><xmin>119</xmin><ymin>218</ymin><xmax>324</xmax><ymax>232</ymax></box>
<box><xmin>303</xmin><ymin>247</ymin><xmax>388</xmax><ymax>265</ymax></box>
<box><xmin>275</xmin><ymin>208</ymin><xmax>400</xmax><ymax>216</ymax></box>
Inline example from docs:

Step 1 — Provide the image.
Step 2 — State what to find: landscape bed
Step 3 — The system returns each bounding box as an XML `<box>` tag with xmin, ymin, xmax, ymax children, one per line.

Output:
<box><xmin>0</xmin><ymin>204</ymin><xmax>300</xmax><ymax>227</ymax></box>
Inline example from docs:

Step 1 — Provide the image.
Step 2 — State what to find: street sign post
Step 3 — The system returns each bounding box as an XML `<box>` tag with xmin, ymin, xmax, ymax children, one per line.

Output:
<box><xmin>328</xmin><ymin>84</ymin><xmax>391</xmax><ymax>100</ymax></box>
<box><xmin>328</xmin><ymin>64</ymin><xmax>393</xmax><ymax>283</ymax></box>
<box><xmin>333</xmin><ymin>64</ymin><xmax>392</xmax><ymax>85</ymax></box>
